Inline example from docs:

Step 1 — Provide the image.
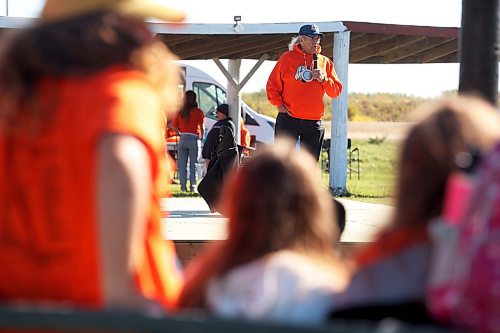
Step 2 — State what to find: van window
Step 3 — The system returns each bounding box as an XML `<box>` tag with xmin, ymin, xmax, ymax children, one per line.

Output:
<box><xmin>193</xmin><ymin>82</ymin><xmax>227</xmax><ymax>120</ymax></box>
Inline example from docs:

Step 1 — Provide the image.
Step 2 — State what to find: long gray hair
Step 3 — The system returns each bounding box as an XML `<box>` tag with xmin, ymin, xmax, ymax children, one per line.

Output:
<box><xmin>288</xmin><ymin>36</ymin><xmax>300</xmax><ymax>50</ymax></box>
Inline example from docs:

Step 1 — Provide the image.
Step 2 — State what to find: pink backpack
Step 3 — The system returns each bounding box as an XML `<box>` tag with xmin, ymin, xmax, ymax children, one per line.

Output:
<box><xmin>427</xmin><ymin>143</ymin><xmax>500</xmax><ymax>333</ymax></box>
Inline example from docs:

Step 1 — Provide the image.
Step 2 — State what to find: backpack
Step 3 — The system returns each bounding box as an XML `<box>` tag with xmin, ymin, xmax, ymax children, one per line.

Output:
<box><xmin>198</xmin><ymin>125</ymin><xmax>239</xmax><ymax>213</ymax></box>
<box><xmin>427</xmin><ymin>143</ymin><xmax>500</xmax><ymax>333</ymax></box>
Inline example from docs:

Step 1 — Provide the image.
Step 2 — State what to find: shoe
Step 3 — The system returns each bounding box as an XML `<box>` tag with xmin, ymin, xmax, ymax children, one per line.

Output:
<box><xmin>190</xmin><ymin>187</ymin><xmax>197</xmax><ymax>193</ymax></box>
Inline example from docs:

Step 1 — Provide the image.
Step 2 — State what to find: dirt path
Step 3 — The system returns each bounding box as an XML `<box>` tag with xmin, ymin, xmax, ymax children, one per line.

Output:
<box><xmin>324</xmin><ymin>121</ymin><xmax>413</xmax><ymax>141</ymax></box>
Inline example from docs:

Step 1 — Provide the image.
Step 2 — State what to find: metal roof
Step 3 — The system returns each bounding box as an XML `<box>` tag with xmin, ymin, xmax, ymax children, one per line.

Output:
<box><xmin>0</xmin><ymin>17</ymin><xmax>460</xmax><ymax>64</ymax></box>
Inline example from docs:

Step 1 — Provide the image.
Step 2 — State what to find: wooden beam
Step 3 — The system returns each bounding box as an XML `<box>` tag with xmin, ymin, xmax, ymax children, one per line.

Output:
<box><xmin>355</xmin><ymin>56</ymin><xmax>384</xmax><ymax>64</ymax></box>
<box><xmin>178</xmin><ymin>35</ymin><xmax>283</xmax><ymax>59</ymax></box>
<box><xmin>429</xmin><ymin>53</ymin><xmax>459</xmax><ymax>63</ymax></box>
<box><xmin>382</xmin><ymin>37</ymin><xmax>455</xmax><ymax>63</ymax></box>
<box><xmin>208</xmin><ymin>36</ymin><xmax>291</xmax><ymax>59</ymax></box>
<box><xmin>349</xmin><ymin>33</ymin><xmax>394</xmax><ymax>50</ymax></box>
<box><xmin>170</xmin><ymin>35</ymin><xmax>237</xmax><ymax>54</ymax></box>
<box><xmin>418</xmin><ymin>39</ymin><xmax>458</xmax><ymax>63</ymax></box>
<box><xmin>350</xmin><ymin>35</ymin><xmax>423</xmax><ymax>63</ymax></box>
<box><xmin>344</xmin><ymin>21</ymin><xmax>459</xmax><ymax>38</ymax></box>
<box><xmin>234</xmin><ymin>45</ymin><xmax>289</xmax><ymax>60</ymax></box>
<box><xmin>349</xmin><ymin>32</ymin><xmax>367</xmax><ymax>41</ymax></box>
<box><xmin>161</xmin><ymin>35</ymin><xmax>201</xmax><ymax>46</ymax></box>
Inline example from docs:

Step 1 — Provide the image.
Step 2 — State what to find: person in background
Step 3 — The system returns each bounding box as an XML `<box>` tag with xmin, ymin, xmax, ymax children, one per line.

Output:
<box><xmin>201</xmin><ymin>103</ymin><xmax>235</xmax><ymax>168</ymax></box>
<box><xmin>0</xmin><ymin>0</ymin><xmax>185</xmax><ymax>311</ymax></box>
<box><xmin>179</xmin><ymin>138</ymin><xmax>349</xmax><ymax>325</ymax></box>
<box><xmin>330</xmin><ymin>96</ymin><xmax>500</xmax><ymax>324</ymax></box>
<box><xmin>172</xmin><ymin>90</ymin><xmax>205</xmax><ymax>192</ymax></box>
<box><xmin>333</xmin><ymin>199</ymin><xmax>346</xmax><ymax>236</ymax></box>
<box><xmin>266</xmin><ymin>24</ymin><xmax>342</xmax><ymax>160</ymax></box>
<box><xmin>239</xmin><ymin>117</ymin><xmax>251</xmax><ymax>148</ymax></box>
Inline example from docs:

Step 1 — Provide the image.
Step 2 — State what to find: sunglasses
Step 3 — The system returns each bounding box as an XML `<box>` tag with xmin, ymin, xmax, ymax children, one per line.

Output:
<box><xmin>305</xmin><ymin>35</ymin><xmax>321</xmax><ymax>41</ymax></box>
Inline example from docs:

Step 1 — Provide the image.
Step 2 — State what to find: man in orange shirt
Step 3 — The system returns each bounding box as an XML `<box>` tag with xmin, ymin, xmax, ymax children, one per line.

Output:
<box><xmin>0</xmin><ymin>0</ymin><xmax>184</xmax><ymax>311</ymax></box>
<box><xmin>266</xmin><ymin>24</ymin><xmax>342</xmax><ymax>160</ymax></box>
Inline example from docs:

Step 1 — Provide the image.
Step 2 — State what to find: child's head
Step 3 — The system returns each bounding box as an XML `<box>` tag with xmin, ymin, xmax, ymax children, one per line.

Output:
<box><xmin>222</xmin><ymin>138</ymin><xmax>338</xmax><ymax>266</ymax></box>
<box><xmin>394</xmin><ymin>95</ymin><xmax>500</xmax><ymax>227</ymax></box>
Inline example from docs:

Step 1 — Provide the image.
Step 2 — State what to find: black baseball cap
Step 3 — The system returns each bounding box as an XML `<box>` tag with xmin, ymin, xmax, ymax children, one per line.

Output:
<box><xmin>216</xmin><ymin>104</ymin><xmax>229</xmax><ymax>116</ymax></box>
<box><xmin>299</xmin><ymin>24</ymin><xmax>324</xmax><ymax>38</ymax></box>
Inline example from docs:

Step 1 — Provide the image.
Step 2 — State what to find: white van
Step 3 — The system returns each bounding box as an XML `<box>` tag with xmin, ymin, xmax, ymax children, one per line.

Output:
<box><xmin>179</xmin><ymin>64</ymin><xmax>276</xmax><ymax>146</ymax></box>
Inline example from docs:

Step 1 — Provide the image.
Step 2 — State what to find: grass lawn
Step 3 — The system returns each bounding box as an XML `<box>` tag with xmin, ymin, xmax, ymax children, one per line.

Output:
<box><xmin>342</xmin><ymin>139</ymin><xmax>400</xmax><ymax>205</ymax></box>
<box><xmin>169</xmin><ymin>138</ymin><xmax>401</xmax><ymax>205</ymax></box>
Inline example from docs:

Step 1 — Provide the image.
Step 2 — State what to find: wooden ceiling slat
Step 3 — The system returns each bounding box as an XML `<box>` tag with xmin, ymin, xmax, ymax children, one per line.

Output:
<box><xmin>344</xmin><ymin>21</ymin><xmax>459</xmax><ymax>38</ymax></box>
<box><xmin>349</xmin><ymin>32</ymin><xmax>367</xmax><ymax>42</ymax></box>
<box><xmin>350</xmin><ymin>35</ymin><xmax>423</xmax><ymax>63</ymax></box>
<box><xmin>418</xmin><ymin>39</ymin><xmax>458</xmax><ymax>63</ymax></box>
<box><xmin>172</xmin><ymin>35</ymin><xmax>258</xmax><ymax>57</ymax></box>
<box><xmin>349</xmin><ymin>33</ymin><xmax>395</xmax><ymax>50</ymax></box>
<box><xmin>161</xmin><ymin>35</ymin><xmax>201</xmax><ymax>45</ymax></box>
<box><xmin>237</xmin><ymin>44</ymin><xmax>290</xmax><ymax>60</ymax></box>
<box><xmin>429</xmin><ymin>53</ymin><xmax>459</xmax><ymax>63</ymax></box>
<box><xmin>193</xmin><ymin>36</ymin><xmax>292</xmax><ymax>60</ymax></box>
<box><xmin>382</xmin><ymin>37</ymin><xmax>455</xmax><ymax>63</ymax></box>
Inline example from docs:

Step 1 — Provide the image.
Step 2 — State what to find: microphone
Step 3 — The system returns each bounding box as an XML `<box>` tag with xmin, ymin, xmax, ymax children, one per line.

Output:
<box><xmin>312</xmin><ymin>53</ymin><xmax>318</xmax><ymax>70</ymax></box>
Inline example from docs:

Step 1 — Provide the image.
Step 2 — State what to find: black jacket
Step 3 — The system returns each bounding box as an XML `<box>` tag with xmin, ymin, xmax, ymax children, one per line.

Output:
<box><xmin>198</xmin><ymin>124</ymin><xmax>239</xmax><ymax>213</ymax></box>
<box><xmin>201</xmin><ymin>118</ymin><xmax>236</xmax><ymax>160</ymax></box>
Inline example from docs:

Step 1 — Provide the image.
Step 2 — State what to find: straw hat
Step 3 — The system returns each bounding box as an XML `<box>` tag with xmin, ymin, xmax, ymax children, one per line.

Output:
<box><xmin>42</xmin><ymin>0</ymin><xmax>185</xmax><ymax>22</ymax></box>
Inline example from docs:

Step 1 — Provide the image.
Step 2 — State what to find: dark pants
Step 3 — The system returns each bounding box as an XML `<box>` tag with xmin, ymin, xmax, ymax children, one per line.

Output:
<box><xmin>274</xmin><ymin>113</ymin><xmax>325</xmax><ymax>160</ymax></box>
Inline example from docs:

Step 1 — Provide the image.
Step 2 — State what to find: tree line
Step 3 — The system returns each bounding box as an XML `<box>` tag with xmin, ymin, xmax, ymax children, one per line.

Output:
<box><xmin>241</xmin><ymin>89</ymin><xmax>462</xmax><ymax>122</ymax></box>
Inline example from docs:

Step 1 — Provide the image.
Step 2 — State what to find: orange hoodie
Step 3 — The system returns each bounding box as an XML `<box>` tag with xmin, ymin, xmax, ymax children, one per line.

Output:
<box><xmin>266</xmin><ymin>44</ymin><xmax>342</xmax><ymax>120</ymax></box>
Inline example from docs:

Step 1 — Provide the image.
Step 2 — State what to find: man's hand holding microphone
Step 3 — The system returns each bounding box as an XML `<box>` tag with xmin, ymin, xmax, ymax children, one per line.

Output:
<box><xmin>312</xmin><ymin>53</ymin><xmax>325</xmax><ymax>82</ymax></box>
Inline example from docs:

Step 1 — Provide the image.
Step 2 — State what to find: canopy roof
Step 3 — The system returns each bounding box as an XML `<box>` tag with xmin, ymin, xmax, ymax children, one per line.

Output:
<box><xmin>0</xmin><ymin>17</ymin><xmax>459</xmax><ymax>64</ymax></box>
<box><xmin>153</xmin><ymin>21</ymin><xmax>459</xmax><ymax>63</ymax></box>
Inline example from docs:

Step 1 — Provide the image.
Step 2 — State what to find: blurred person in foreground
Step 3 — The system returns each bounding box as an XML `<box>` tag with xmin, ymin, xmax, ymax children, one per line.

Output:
<box><xmin>266</xmin><ymin>24</ymin><xmax>342</xmax><ymax>160</ymax></box>
<box><xmin>331</xmin><ymin>96</ymin><xmax>500</xmax><ymax>323</ymax></box>
<box><xmin>179</xmin><ymin>138</ymin><xmax>349</xmax><ymax>324</ymax></box>
<box><xmin>0</xmin><ymin>0</ymin><xmax>185</xmax><ymax>311</ymax></box>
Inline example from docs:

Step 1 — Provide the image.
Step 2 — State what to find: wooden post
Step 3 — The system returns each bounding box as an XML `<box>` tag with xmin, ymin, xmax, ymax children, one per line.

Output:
<box><xmin>330</xmin><ymin>30</ymin><xmax>350</xmax><ymax>196</ymax></box>
<box><xmin>228</xmin><ymin>59</ymin><xmax>241</xmax><ymax>144</ymax></box>
<box><xmin>459</xmin><ymin>0</ymin><xmax>499</xmax><ymax>105</ymax></box>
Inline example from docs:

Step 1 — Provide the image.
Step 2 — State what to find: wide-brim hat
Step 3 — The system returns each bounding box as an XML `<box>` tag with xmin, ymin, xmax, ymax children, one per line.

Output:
<box><xmin>42</xmin><ymin>0</ymin><xmax>185</xmax><ymax>23</ymax></box>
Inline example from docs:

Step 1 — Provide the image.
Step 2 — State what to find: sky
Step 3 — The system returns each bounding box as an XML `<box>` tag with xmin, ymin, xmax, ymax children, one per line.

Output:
<box><xmin>6</xmin><ymin>0</ymin><xmax>498</xmax><ymax>98</ymax></box>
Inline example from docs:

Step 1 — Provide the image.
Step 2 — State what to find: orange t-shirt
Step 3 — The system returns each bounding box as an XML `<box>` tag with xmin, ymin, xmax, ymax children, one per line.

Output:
<box><xmin>0</xmin><ymin>67</ymin><xmax>182</xmax><ymax>309</ymax></box>
<box><xmin>171</xmin><ymin>108</ymin><xmax>204</xmax><ymax>136</ymax></box>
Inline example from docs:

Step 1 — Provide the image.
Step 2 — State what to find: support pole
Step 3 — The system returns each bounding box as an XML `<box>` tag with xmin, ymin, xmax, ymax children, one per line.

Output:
<box><xmin>330</xmin><ymin>30</ymin><xmax>350</xmax><ymax>196</ymax></box>
<box><xmin>228</xmin><ymin>59</ymin><xmax>241</xmax><ymax>144</ymax></box>
<box><xmin>459</xmin><ymin>0</ymin><xmax>499</xmax><ymax>106</ymax></box>
<box><xmin>213</xmin><ymin>55</ymin><xmax>269</xmax><ymax>144</ymax></box>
